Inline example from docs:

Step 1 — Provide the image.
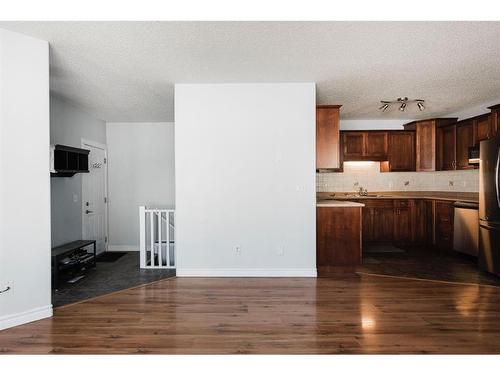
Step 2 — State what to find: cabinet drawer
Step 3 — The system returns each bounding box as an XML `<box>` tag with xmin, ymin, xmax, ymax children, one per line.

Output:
<box><xmin>361</xmin><ymin>199</ymin><xmax>394</xmax><ymax>208</ymax></box>
<box><xmin>394</xmin><ymin>200</ymin><xmax>412</xmax><ymax>208</ymax></box>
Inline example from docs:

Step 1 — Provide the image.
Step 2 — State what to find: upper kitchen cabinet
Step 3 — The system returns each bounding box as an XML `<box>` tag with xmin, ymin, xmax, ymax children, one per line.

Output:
<box><xmin>455</xmin><ymin>119</ymin><xmax>476</xmax><ymax>170</ymax></box>
<box><xmin>382</xmin><ymin>131</ymin><xmax>416</xmax><ymax>172</ymax></box>
<box><xmin>316</xmin><ymin>105</ymin><xmax>341</xmax><ymax>169</ymax></box>
<box><xmin>342</xmin><ymin>131</ymin><xmax>365</xmax><ymax>159</ymax></box>
<box><xmin>474</xmin><ymin>113</ymin><xmax>492</xmax><ymax>143</ymax></box>
<box><xmin>342</xmin><ymin>131</ymin><xmax>388</xmax><ymax>161</ymax></box>
<box><xmin>437</xmin><ymin>124</ymin><xmax>457</xmax><ymax>171</ymax></box>
<box><xmin>404</xmin><ymin>118</ymin><xmax>457</xmax><ymax>172</ymax></box>
<box><xmin>488</xmin><ymin>104</ymin><xmax>500</xmax><ymax>137</ymax></box>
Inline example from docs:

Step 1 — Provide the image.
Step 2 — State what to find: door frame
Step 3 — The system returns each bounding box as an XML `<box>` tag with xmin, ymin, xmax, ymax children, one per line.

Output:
<box><xmin>81</xmin><ymin>138</ymin><xmax>109</xmax><ymax>253</ymax></box>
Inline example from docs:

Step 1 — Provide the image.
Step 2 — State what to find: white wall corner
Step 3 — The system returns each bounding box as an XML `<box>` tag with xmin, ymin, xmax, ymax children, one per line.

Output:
<box><xmin>0</xmin><ymin>305</ymin><xmax>53</xmax><ymax>331</ymax></box>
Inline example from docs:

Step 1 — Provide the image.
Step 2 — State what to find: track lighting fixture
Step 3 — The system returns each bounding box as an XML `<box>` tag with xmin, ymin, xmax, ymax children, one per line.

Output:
<box><xmin>379</xmin><ymin>97</ymin><xmax>425</xmax><ymax>112</ymax></box>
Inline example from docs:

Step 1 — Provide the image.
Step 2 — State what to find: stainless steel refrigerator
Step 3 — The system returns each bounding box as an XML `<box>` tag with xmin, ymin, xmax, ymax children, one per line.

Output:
<box><xmin>479</xmin><ymin>135</ymin><xmax>500</xmax><ymax>275</ymax></box>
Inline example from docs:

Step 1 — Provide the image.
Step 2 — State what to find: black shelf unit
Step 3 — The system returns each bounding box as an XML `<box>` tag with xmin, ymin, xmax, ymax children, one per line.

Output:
<box><xmin>51</xmin><ymin>240</ymin><xmax>97</xmax><ymax>288</ymax></box>
<box><xmin>51</xmin><ymin>144</ymin><xmax>90</xmax><ymax>177</ymax></box>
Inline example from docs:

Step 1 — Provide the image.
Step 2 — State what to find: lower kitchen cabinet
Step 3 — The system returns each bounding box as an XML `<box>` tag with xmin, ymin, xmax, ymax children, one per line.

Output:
<box><xmin>360</xmin><ymin>200</ymin><xmax>394</xmax><ymax>243</ymax></box>
<box><xmin>353</xmin><ymin>198</ymin><xmax>454</xmax><ymax>250</ymax></box>
<box><xmin>394</xmin><ymin>202</ymin><xmax>412</xmax><ymax>243</ymax></box>
<box><xmin>316</xmin><ymin>206</ymin><xmax>362</xmax><ymax>273</ymax></box>
<box><xmin>433</xmin><ymin>200</ymin><xmax>455</xmax><ymax>250</ymax></box>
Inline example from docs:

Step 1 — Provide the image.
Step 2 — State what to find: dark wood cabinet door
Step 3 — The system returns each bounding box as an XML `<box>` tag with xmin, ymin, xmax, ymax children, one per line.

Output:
<box><xmin>475</xmin><ymin>114</ymin><xmax>491</xmax><ymax>142</ymax></box>
<box><xmin>343</xmin><ymin>132</ymin><xmax>365</xmax><ymax>159</ymax></box>
<box><xmin>394</xmin><ymin>207</ymin><xmax>411</xmax><ymax>243</ymax></box>
<box><xmin>364</xmin><ymin>132</ymin><xmax>388</xmax><ymax>159</ymax></box>
<box><xmin>416</xmin><ymin>121</ymin><xmax>436</xmax><ymax>171</ymax></box>
<box><xmin>456</xmin><ymin>120</ymin><xmax>475</xmax><ymax>170</ymax></box>
<box><xmin>437</xmin><ymin>125</ymin><xmax>457</xmax><ymax>170</ymax></box>
<box><xmin>388</xmin><ymin>131</ymin><xmax>416</xmax><ymax>171</ymax></box>
<box><xmin>434</xmin><ymin>201</ymin><xmax>454</xmax><ymax>250</ymax></box>
<box><xmin>372</xmin><ymin>207</ymin><xmax>394</xmax><ymax>242</ymax></box>
<box><xmin>361</xmin><ymin>207</ymin><xmax>374</xmax><ymax>243</ymax></box>
<box><xmin>316</xmin><ymin>207</ymin><xmax>362</xmax><ymax>268</ymax></box>
<box><xmin>490</xmin><ymin>107</ymin><xmax>500</xmax><ymax>137</ymax></box>
<box><xmin>316</xmin><ymin>106</ymin><xmax>341</xmax><ymax>169</ymax></box>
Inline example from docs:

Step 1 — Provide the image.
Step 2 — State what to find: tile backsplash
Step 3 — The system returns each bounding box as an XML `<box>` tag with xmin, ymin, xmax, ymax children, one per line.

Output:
<box><xmin>316</xmin><ymin>161</ymin><xmax>479</xmax><ymax>193</ymax></box>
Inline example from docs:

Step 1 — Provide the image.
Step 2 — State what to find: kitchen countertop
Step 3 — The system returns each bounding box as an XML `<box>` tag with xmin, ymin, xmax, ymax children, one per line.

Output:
<box><xmin>317</xmin><ymin>191</ymin><xmax>479</xmax><ymax>203</ymax></box>
<box><xmin>316</xmin><ymin>200</ymin><xmax>365</xmax><ymax>208</ymax></box>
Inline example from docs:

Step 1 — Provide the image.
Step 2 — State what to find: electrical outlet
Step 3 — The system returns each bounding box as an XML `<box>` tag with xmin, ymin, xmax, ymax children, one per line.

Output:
<box><xmin>235</xmin><ymin>246</ymin><xmax>241</xmax><ymax>255</ymax></box>
<box><xmin>277</xmin><ymin>247</ymin><xmax>285</xmax><ymax>256</ymax></box>
<box><xmin>73</xmin><ymin>194</ymin><xmax>78</xmax><ymax>203</ymax></box>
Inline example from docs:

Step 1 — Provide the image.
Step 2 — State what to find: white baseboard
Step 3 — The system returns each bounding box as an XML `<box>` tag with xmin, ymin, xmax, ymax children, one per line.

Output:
<box><xmin>0</xmin><ymin>305</ymin><xmax>53</xmax><ymax>331</ymax></box>
<box><xmin>107</xmin><ymin>245</ymin><xmax>138</xmax><ymax>252</ymax></box>
<box><xmin>176</xmin><ymin>268</ymin><xmax>317</xmax><ymax>277</ymax></box>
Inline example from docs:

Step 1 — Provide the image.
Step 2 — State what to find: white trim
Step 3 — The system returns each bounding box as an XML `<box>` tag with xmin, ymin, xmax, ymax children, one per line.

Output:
<box><xmin>176</xmin><ymin>268</ymin><xmax>317</xmax><ymax>277</ymax></box>
<box><xmin>107</xmin><ymin>245</ymin><xmax>139</xmax><ymax>252</ymax></box>
<box><xmin>0</xmin><ymin>305</ymin><xmax>53</xmax><ymax>331</ymax></box>
<box><xmin>81</xmin><ymin>138</ymin><xmax>109</xmax><ymax>253</ymax></box>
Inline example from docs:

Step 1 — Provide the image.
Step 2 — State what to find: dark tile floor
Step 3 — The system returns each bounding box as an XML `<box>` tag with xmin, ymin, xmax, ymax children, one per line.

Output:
<box><xmin>52</xmin><ymin>252</ymin><xmax>175</xmax><ymax>307</ymax></box>
<box><xmin>359</xmin><ymin>245</ymin><xmax>500</xmax><ymax>286</ymax></box>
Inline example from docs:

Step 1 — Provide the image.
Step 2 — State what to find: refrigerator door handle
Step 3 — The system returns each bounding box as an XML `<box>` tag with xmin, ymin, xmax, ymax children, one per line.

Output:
<box><xmin>496</xmin><ymin>148</ymin><xmax>500</xmax><ymax>208</ymax></box>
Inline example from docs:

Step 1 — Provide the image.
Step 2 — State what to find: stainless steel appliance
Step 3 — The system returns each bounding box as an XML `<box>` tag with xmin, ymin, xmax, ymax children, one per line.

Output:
<box><xmin>453</xmin><ymin>201</ymin><xmax>479</xmax><ymax>257</ymax></box>
<box><xmin>479</xmin><ymin>135</ymin><xmax>500</xmax><ymax>275</ymax></box>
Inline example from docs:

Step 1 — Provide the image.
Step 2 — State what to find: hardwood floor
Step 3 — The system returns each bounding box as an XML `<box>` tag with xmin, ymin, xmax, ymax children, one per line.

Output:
<box><xmin>2</xmin><ymin>275</ymin><xmax>500</xmax><ymax>354</ymax></box>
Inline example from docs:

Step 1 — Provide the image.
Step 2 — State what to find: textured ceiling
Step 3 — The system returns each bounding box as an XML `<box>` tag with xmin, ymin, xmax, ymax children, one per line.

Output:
<box><xmin>1</xmin><ymin>21</ymin><xmax>500</xmax><ymax>122</ymax></box>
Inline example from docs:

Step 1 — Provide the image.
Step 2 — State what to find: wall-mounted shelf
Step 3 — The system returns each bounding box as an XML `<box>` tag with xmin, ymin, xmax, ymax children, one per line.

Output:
<box><xmin>50</xmin><ymin>144</ymin><xmax>90</xmax><ymax>177</ymax></box>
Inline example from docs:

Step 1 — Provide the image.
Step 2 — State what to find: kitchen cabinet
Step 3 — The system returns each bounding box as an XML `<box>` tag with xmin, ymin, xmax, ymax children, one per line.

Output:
<box><xmin>343</xmin><ymin>132</ymin><xmax>366</xmax><ymax>159</ymax></box>
<box><xmin>316</xmin><ymin>105</ymin><xmax>342</xmax><ymax>169</ymax></box>
<box><xmin>474</xmin><ymin>114</ymin><xmax>492</xmax><ymax>143</ymax></box>
<box><xmin>351</xmin><ymin>198</ymin><xmax>452</xmax><ymax>249</ymax></box>
<box><xmin>404</xmin><ymin>118</ymin><xmax>458</xmax><ymax>172</ymax></box>
<box><xmin>456</xmin><ymin>119</ymin><xmax>475</xmax><ymax>170</ymax></box>
<box><xmin>342</xmin><ymin>131</ymin><xmax>388</xmax><ymax>161</ymax></box>
<box><xmin>360</xmin><ymin>200</ymin><xmax>394</xmax><ymax>243</ymax></box>
<box><xmin>316</xmin><ymin>206</ymin><xmax>362</xmax><ymax>273</ymax></box>
<box><xmin>437</xmin><ymin>124</ymin><xmax>457</xmax><ymax>170</ymax></box>
<box><xmin>433</xmin><ymin>200</ymin><xmax>454</xmax><ymax>250</ymax></box>
<box><xmin>488</xmin><ymin>104</ymin><xmax>500</xmax><ymax>137</ymax></box>
<box><xmin>365</xmin><ymin>132</ymin><xmax>388</xmax><ymax>159</ymax></box>
<box><xmin>394</xmin><ymin>201</ymin><xmax>412</xmax><ymax>243</ymax></box>
<box><xmin>382</xmin><ymin>131</ymin><xmax>416</xmax><ymax>172</ymax></box>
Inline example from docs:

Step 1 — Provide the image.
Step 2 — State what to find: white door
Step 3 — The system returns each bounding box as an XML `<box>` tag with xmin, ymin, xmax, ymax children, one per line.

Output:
<box><xmin>82</xmin><ymin>141</ymin><xmax>107</xmax><ymax>255</ymax></box>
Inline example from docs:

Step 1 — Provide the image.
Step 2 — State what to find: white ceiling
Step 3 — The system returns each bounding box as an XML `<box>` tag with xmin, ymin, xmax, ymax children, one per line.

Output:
<box><xmin>1</xmin><ymin>21</ymin><xmax>500</xmax><ymax>122</ymax></box>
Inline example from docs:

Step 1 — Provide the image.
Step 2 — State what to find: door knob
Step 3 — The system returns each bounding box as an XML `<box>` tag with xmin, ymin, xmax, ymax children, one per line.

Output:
<box><xmin>86</xmin><ymin>210</ymin><xmax>93</xmax><ymax>214</ymax></box>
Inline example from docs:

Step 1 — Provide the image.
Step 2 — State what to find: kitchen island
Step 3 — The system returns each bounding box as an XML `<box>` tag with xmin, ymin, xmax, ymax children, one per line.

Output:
<box><xmin>316</xmin><ymin>199</ymin><xmax>365</xmax><ymax>275</ymax></box>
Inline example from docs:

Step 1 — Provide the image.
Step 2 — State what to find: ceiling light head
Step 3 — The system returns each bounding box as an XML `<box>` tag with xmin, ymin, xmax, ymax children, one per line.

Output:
<box><xmin>379</xmin><ymin>103</ymin><xmax>389</xmax><ymax>112</ymax></box>
<box><xmin>399</xmin><ymin>102</ymin><xmax>407</xmax><ymax>111</ymax></box>
<box><xmin>417</xmin><ymin>101</ymin><xmax>425</xmax><ymax>111</ymax></box>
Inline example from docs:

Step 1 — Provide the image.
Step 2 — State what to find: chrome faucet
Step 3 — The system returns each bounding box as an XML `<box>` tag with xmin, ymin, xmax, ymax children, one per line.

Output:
<box><xmin>358</xmin><ymin>187</ymin><xmax>368</xmax><ymax>196</ymax></box>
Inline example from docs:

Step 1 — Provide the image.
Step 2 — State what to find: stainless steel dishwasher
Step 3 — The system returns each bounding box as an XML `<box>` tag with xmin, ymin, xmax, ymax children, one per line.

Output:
<box><xmin>453</xmin><ymin>201</ymin><xmax>479</xmax><ymax>257</ymax></box>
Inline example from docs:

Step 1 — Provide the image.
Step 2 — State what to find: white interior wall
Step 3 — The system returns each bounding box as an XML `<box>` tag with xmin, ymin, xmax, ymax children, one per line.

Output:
<box><xmin>50</xmin><ymin>96</ymin><xmax>106</xmax><ymax>247</ymax></box>
<box><xmin>106</xmin><ymin>122</ymin><xmax>175</xmax><ymax>250</ymax></box>
<box><xmin>175</xmin><ymin>83</ymin><xmax>316</xmax><ymax>277</ymax></box>
<box><xmin>0</xmin><ymin>29</ymin><xmax>51</xmax><ymax>329</ymax></box>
